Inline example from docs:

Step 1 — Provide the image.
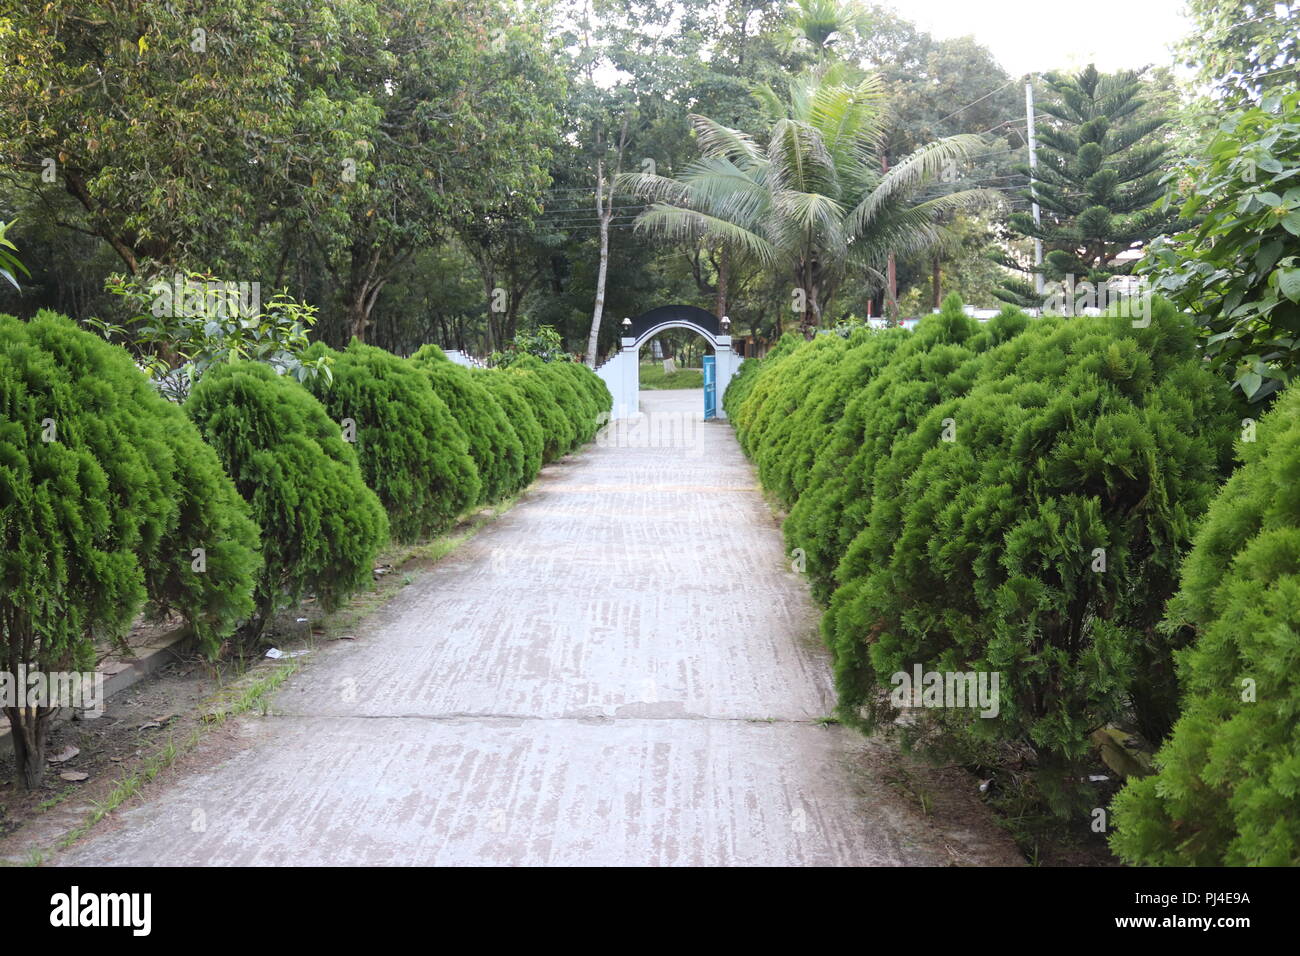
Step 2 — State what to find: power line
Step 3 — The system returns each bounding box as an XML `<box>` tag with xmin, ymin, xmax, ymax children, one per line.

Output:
<box><xmin>932</xmin><ymin>76</ymin><xmax>1021</xmax><ymax>127</ymax></box>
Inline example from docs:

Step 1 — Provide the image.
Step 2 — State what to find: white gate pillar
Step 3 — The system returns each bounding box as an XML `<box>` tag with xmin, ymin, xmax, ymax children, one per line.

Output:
<box><xmin>713</xmin><ymin>335</ymin><xmax>741</xmax><ymax>420</ymax></box>
<box><xmin>616</xmin><ymin>332</ymin><xmax>638</xmax><ymax>420</ymax></box>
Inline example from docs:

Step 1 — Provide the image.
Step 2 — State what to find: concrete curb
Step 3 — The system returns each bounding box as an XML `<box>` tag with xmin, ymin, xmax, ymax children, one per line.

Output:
<box><xmin>0</xmin><ymin>626</ymin><xmax>198</xmax><ymax>759</ymax></box>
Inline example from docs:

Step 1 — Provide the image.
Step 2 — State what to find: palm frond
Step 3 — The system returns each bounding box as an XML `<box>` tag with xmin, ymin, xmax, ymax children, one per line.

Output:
<box><xmin>846</xmin><ymin>134</ymin><xmax>988</xmax><ymax>235</ymax></box>
<box><xmin>689</xmin><ymin>115</ymin><xmax>764</xmax><ymax>167</ymax></box>
<box><xmin>633</xmin><ymin>205</ymin><xmax>780</xmax><ymax>267</ymax></box>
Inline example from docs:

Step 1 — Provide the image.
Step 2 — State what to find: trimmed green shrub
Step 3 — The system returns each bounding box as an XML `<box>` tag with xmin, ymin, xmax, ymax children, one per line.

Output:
<box><xmin>826</xmin><ymin>301</ymin><xmax>1239</xmax><ymax>808</ymax></box>
<box><xmin>1111</xmin><ymin>385</ymin><xmax>1300</xmax><ymax>865</ymax></box>
<box><xmin>410</xmin><ymin>345</ymin><xmax>525</xmax><ymax>502</ymax></box>
<box><xmin>505</xmin><ymin>366</ymin><xmax>575</xmax><ymax>463</ymax></box>
<box><xmin>1</xmin><ymin>312</ymin><xmax>259</xmax><ymax>787</ymax></box>
<box><xmin>561</xmin><ymin>359</ymin><xmax>614</xmax><ymax>419</ymax></box>
<box><xmin>186</xmin><ymin>362</ymin><xmax>389</xmax><ymax>637</ymax></box>
<box><xmin>19</xmin><ymin>313</ymin><xmax>262</xmax><ymax>652</ymax></box>
<box><xmin>730</xmin><ymin>333</ymin><xmax>804</xmax><ymax>450</ymax></box>
<box><xmin>720</xmin><ymin>349</ymin><xmax>763</xmax><ymax>419</ymax></box>
<box><xmin>473</xmin><ymin>369</ymin><xmax>544</xmax><ymax>487</ymax></box>
<box><xmin>795</xmin><ymin>299</ymin><xmax>1030</xmax><ymax>601</ymax></box>
<box><xmin>746</xmin><ymin>334</ymin><xmax>851</xmax><ymax>494</ymax></box>
<box><xmin>507</xmin><ymin>354</ymin><xmax>598</xmax><ymax>450</ymax></box>
<box><xmin>303</xmin><ymin>341</ymin><xmax>479</xmax><ymax>541</ymax></box>
<box><xmin>542</xmin><ymin>363</ymin><xmax>600</xmax><ymax>447</ymax></box>
<box><xmin>758</xmin><ymin>328</ymin><xmax>910</xmax><ymax>510</ymax></box>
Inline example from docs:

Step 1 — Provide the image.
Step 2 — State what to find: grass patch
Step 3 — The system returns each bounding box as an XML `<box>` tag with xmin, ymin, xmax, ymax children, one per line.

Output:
<box><xmin>639</xmin><ymin>363</ymin><xmax>703</xmax><ymax>390</ymax></box>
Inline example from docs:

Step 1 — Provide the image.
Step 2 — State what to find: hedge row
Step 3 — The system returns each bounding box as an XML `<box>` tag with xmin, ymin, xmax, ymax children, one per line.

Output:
<box><xmin>1</xmin><ymin>313</ymin><xmax>610</xmax><ymax>786</ymax></box>
<box><xmin>0</xmin><ymin>312</ymin><xmax>261</xmax><ymax>783</ymax></box>
<box><xmin>728</xmin><ymin>294</ymin><xmax>1250</xmax><ymax>823</ymax></box>
<box><xmin>1110</xmin><ymin>385</ymin><xmax>1300</xmax><ymax>865</ymax></box>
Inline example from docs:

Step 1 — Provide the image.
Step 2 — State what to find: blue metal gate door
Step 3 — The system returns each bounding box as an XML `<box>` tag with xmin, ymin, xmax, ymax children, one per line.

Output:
<box><xmin>703</xmin><ymin>355</ymin><xmax>717</xmax><ymax>420</ymax></box>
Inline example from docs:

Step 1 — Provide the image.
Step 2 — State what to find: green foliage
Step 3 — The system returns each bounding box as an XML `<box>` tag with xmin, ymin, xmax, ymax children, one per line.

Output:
<box><xmin>729</xmin><ymin>333</ymin><xmax>805</xmax><ymax>445</ymax></box>
<box><xmin>17</xmin><ymin>314</ymin><xmax>262</xmax><ymax>653</ymax></box>
<box><xmin>1008</xmin><ymin>65</ymin><xmax>1177</xmax><ymax>287</ymax></box>
<box><xmin>494</xmin><ymin>325</ymin><xmax>572</xmax><ymax>365</ymax></box>
<box><xmin>86</xmin><ymin>271</ymin><xmax>331</xmax><ymax>401</ymax></box>
<box><xmin>1111</xmin><ymin>385</ymin><xmax>1300</xmax><ymax>865</ymax></box>
<box><xmin>0</xmin><ymin>312</ymin><xmax>259</xmax><ymax>785</ymax></box>
<box><xmin>410</xmin><ymin>345</ymin><xmax>525</xmax><ymax>502</ymax></box>
<box><xmin>730</xmin><ymin>293</ymin><xmax>1243</xmax><ymax>812</ymax></box>
<box><xmin>620</xmin><ymin>66</ymin><xmax>995</xmax><ymax>330</ymax></box>
<box><xmin>553</xmin><ymin>358</ymin><xmax>613</xmax><ymax>425</ymax></box>
<box><xmin>506</xmin><ymin>353</ymin><xmax>605</xmax><ymax>449</ymax></box>
<box><xmin>302</xmin><ymin>340</ymin><xmax>479</xmax><ymax>541</ymax></box>
<box><xmin>473</xmin><ymin>369</ymin><xmax>544</xmax><ymax>488</ymax></box>
<box><xmin>825</xmin><ymin>301</ymin><xmax>1237</xmax><ymax>808</ymax></box>
<box><xmin>186</xmin><ymin>362</ymin><xmax>388</xmax><ymax>635</ymax></box>
<box><xmin>792</xmin><ymin>297</ymin><xmax>1028</xmax><ymax>600</ymax></box>
<box><xmin>504</xmin><ymin>366</ymin><xmax>575</xmax><ymax>463</ymax></box>
<box><xmin>1178</xmin><ymin>0</ymin><xmax>1299</xmax><ymax>107</ymax></box>
<box><xmin>0</xmin><ymin>219</ymin><xmax>29</xmax><ymax>290</ymax></box>
<box><xmin>0</xmin><ymin>0</ymin><xmax>565</xmax><ymax>347</ymax></box>
<box><xmin>639</xmin><ymin>363</ymin><xmax>704</xmax><ymax>389</ymax></box>
<box><xmin>1141</xmin><ymin>90</ymin><xmax>1300</xmax><ymax>403</ymax></box>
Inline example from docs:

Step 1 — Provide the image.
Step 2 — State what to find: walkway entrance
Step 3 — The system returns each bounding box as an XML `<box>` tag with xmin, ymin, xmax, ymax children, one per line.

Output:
<box><xmin>595</xmin><ymin>305</ymin><xmax>742</xmax><ymax>420</ymax></box>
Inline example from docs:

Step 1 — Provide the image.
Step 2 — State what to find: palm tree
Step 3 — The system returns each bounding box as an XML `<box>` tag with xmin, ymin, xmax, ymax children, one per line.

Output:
<box><xmin>778</xmin><ymin>0</ymin><xmax>872</xmax><ymax>59</ymax></box>
<box><xmin>619</xmin><ymin>68</ymin><xmax>999</xmax><ymax>331</ymax></box>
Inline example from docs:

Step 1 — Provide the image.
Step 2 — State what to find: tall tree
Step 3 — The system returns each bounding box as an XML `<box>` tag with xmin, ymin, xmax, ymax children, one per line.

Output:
<box><xmin>621</xmin><ymin>67</ymin><xmax>995</xmax><ymax>332</ymax></box>
<box><xmin>1006</xmin><ymin>65</ymin><xmax>1177</xmax><ymax>291</ymax></box>
<box><xmin>1179</xmin><ymin>0</ymin><xmax>1299</xmax><ymax>107</ymax></box>
<box><xmin>292</xmin><ymin>1</ymin><xmax>564</xmax><ymax>342</ymax></box>
<box><xmin>0</xmin><ymin>0</ymin><xmax>353</xmax><ymax>275</ymax></box>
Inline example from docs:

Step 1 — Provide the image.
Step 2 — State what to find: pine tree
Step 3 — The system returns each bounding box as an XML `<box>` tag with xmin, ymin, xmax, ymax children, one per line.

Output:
<box><xmin>1007</xmin><ymin>65</ymin><xmax>1178</xmax><ymax>294</ymax></box>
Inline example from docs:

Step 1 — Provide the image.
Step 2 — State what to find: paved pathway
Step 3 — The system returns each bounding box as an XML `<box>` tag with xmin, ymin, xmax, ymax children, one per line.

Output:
<box><xmin>59</xmin><ymin>390</ymin><xmax>1019</xmax><ymax>866</ymax></box>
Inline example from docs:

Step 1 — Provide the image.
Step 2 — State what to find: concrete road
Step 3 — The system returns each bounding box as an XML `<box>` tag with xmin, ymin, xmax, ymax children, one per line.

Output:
<box><xmin>59</xmin><ymin>390</ymin><xmax>1020</xmax><ymax>866</ymax></box>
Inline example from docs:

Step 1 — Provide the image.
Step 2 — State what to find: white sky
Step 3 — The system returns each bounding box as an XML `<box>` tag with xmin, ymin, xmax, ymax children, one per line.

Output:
<box><xmin>880</xmin><ymin>0</ymin><xmax>1192</xmax><ymax>75</ymax></box>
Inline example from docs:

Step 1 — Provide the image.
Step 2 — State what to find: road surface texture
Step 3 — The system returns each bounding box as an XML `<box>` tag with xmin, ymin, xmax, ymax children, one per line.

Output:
<box><xmin>59</xmin><ymin>390</ymin><xmax>1022</xmax><ymax>866</ymax></box>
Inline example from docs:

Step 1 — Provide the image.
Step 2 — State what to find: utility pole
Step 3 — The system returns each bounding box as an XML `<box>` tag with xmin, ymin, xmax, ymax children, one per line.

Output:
<box><xmin>1025</xmin><ymin>76</ymin><xmax>1044</xmax><ymax>298</ymax></box>
<box><xmin>883</xmin><ymin>153</ymin><xmax>897</xmax><ymax>317</ymax></box>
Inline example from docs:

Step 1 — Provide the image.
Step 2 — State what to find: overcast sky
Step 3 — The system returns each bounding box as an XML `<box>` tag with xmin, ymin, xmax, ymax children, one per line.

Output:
<box><xmin>884</xmin><ymin>0</ymin><xmax>1191</xmax><ymax>76</ymax></box>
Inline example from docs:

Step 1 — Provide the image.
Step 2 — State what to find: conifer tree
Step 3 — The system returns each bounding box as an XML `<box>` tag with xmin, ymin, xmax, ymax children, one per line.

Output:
<box><xmin>1005</xmin><ymin>66</ymin><xmax>1178</xmax><ymax>295</ymax></box>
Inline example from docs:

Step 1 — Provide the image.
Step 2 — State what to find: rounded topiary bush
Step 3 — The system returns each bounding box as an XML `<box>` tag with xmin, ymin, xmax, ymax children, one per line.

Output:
<box><xmin>186</xmin><ymin>361</ymin><xmax>389</xmax><ymax>636</ymax></box>
<box><xmin>541</xmin><ymin>363</ymin><xmax>600</xmax><ymax>447</ymax></box>
<box><xmin>745</xmin><ymin>333</ymin><xmax>851</xmax><ymax>507</ymax></box>
<box><xmin>410</xmin><ymin>345</ymin><xmax>525</xmax><ymax>502</ymax></box>
<box><xmin>503</xmin><ymin>366</ymin><xmax>574</xmax><ymax>463</ymax></box>
<box><xmin>825</xmin><ymin>301</ymin><xmax>1239</xmax><ymax>809</ymax></box>
<box><xmin>1110</xmin><ymin>385</ymin><xmax>1300</xmax><ymax>865</ymax></box>
<box><xmin>556</xmin><ymin>359</ymin><xmax>613</xmax><ymax>420</ymax></box>
<box><xmin>720</xmin><ymin>348</ymin><xmax>763</xmax><ymax>419</ymax></box>
<box><xmin>507</xmin><ymin>354</ymin><xmax>596</xmax><ymax>450</ymax></box>
<box><xmin>730</xmin><ymin>333</ymin><xmax>804</xmax><ymax>452</ymax></box>
<box><xmin>798</xmin><ymin>299</ymin><xmax>1029</xmax><ymax>601</ymax></box>
<box><xmin>760</xmin><ymin>327</ymin><xmax>910</xmax><ymax>511</ymax></box>
<box><xmin>473</xmin><ymin>368</ymin><xmax>544</xmax><ymax>488</ymax></box>
<box><xmin>1</xmin><ymin>311</ymin><xmax>260</xmax><ymax>787</ymax></box>
<box><xmin>303</xmin><ymin>341</ymin><xmax>479</xmax><ymax>541</ymax></box>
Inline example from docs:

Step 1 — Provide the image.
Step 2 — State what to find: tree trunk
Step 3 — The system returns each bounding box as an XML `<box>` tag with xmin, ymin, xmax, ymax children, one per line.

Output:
<box><xmin>932</xmin><ymin>254</ymin><xmax>942</xmax><ymax>310</ymax></box>
<box><xmin>586</xmin><ymin>114</ymin><xmax>630</xmax><ymax>368</ymax></box>
<box><xmin>886</xmin><ymin>251</ymin><xmax>897</xmax><ymax>317</ymax></box>
<box><xmin>346</xmin><ymin>247</ymin><xmax>384</xmax><ymax>343</ymax></box>
<box><xmin>5</xmin><ymin>705</ymin><xmax>54</xmax><ymax>789</ymax></box>
<box><xmin>347</xmin><ymin>291</ymin><xmax>370</xmax><ymax>343</ymax></box>
<box><xmin>714</xmin><ymin>245</ymin><xmax>728</xmax><ymax>320</ymax></box>
<box><xmin>587</xmin><ymin>173</ymin><xmax>612</xmax><ymax>368</ymax></box>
